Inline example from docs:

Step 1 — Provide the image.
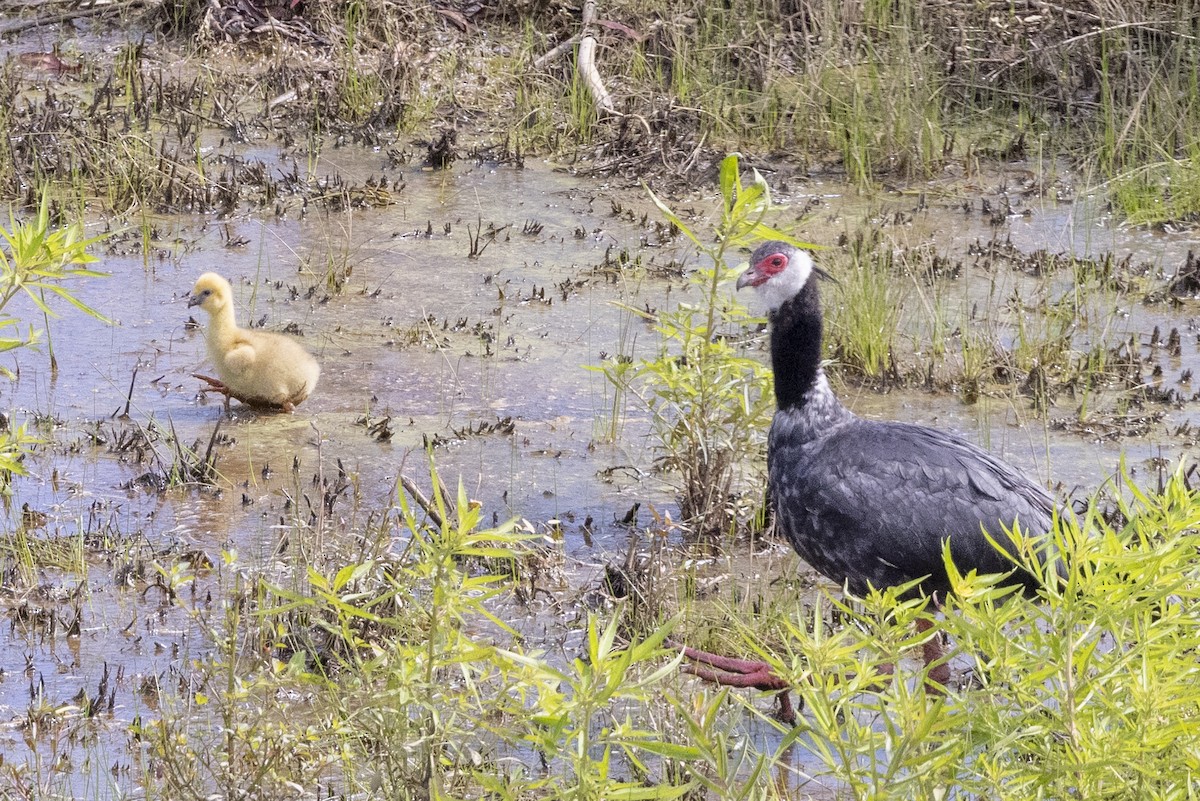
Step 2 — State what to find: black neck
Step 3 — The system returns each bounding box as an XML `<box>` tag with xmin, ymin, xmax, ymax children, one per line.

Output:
<box><xmin>769</xmin><ymin>280</ymin><xmax>824</xmax><ymax>411</ymax></box>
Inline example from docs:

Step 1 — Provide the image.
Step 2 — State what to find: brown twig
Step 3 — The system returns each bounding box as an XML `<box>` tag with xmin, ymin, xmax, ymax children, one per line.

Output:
<box><xmin>533</xmin><ymin>34</ymin><xmax>581</xmax><ymax>70</ymax></box>
<box><xmin>399</xmin><ymin>474</ymin><xmax>444</xmax><ymax>529</ymax></box>
<box><xmin>118</xmin><ymin>362</ymin><xmax>139</xmax><ymax>419</ymax></box>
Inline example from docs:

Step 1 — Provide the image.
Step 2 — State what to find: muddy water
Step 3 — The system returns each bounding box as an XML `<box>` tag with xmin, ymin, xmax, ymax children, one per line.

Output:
<box><xmin>0</xmin><ymin>155</ymin><xmax>1197</xmax><ymax>791</ymax></box>
<box><xmin>13</xmin><ymin>161</ymin><xmax>683</xmax><ymax>550</ymax></box>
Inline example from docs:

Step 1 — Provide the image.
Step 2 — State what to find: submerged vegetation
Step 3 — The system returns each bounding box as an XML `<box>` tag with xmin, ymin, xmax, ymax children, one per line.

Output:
<box><xmin>0</xmin><ymin>1</ymin><xmax>1198</xmax><ymax>799</ymax></box>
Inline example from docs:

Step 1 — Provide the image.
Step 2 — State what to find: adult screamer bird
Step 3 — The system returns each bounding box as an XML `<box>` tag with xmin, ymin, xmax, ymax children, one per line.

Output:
<box><xmin>678</xmin><ymin>241</ymin><xmax>1061</xmax><ymax>720</ymax></box>
<box><xmin>188</xmin><ymin>273</ymin><xmax>320</xmax><ymax>412</ymax></box>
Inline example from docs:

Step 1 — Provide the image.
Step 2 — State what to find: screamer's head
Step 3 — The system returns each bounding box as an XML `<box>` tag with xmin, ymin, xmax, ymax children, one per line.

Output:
<box><xmin>735</xmin><ymin>242</ymin><xmax>820</xmax><ymax>312</ymax></box>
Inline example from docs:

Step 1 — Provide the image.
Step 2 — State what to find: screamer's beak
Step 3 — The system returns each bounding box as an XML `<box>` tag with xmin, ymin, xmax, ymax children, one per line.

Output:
<box><xmin>737</xmin><ymin>261</ymin><xmax>836</xmax><ymax>289</ymax></box>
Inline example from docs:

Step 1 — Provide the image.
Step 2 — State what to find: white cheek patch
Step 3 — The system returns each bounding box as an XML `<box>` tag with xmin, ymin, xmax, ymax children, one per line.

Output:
<box><xmin>756</xmin><ymin>250</ymin><xmax>814</xmax><ymax>311</ymax></box>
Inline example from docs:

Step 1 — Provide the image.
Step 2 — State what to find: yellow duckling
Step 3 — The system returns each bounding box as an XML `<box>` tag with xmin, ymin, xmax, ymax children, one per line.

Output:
<box><xmin>187</xmin><ymin>272</ymin><xmax>320</xmax><ymax>412</ymax></box>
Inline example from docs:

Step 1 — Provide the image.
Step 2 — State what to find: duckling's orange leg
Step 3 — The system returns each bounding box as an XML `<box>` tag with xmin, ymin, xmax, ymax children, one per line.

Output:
<box><xmin>192</xmin><ymin>373</ymin><xmax>227</xmax><ymax>392</ymax></box>
<box><xmin>192</xmin><ymin>373</ymin><xmax>233</xmax><ymax>413</ymax></box>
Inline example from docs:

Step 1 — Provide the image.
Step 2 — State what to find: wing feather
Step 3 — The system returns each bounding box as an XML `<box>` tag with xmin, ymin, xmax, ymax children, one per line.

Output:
<box><xmin>769</xmin><ymin>416</ymin><xmax>1057</xmax><ymax>596</ymax></box>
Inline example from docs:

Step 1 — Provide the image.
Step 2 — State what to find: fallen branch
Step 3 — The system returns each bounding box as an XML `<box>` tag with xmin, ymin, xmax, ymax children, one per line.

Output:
<box><xmin>533</xmin><ymin>33</ymin><xmax>581</xmax><ymax>70</ymax></box>
<box><xmin>0</xmin><ymin>0</ymin><xmax>152</xmax><ymax>35</ymax></box>
<box><xmin>533</xmin><ymin>15</ymin><xmax>641</xmax><ymax>70</ymax></box>
<box><xmin>399</xmin><ymin>474</ymin><xmax>445</xmax><ymax>529</ymax></box>
<box><xmin>577</xmin><ymin>0</ymin><xmax>615</xmax><ymax>115</ymax></box>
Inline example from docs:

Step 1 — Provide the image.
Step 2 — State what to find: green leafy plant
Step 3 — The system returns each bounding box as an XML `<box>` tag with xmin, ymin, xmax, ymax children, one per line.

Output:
<box><xmin>139</xmin><ymin>456</ymin><xmax>708</xmax><ymax>801</ymax></box>
<box><xmin>600</xmin><ymin>152</ymin><xmax>814</xmax><ymax>537</ymax></box>
<box><xmin>502</xmin><ymin>613</ymin><xmax>687</xmax><ymax>801</ymax></box>
<box><xmin>0</xmin><ymin>192</ymin><xmax>107</xmax><ymax>490</ymax></box>
<box><xmin>941</xmin><ymin>467</ymin><xmax>1200</xmax><ymax>798</ymax></box>
<box><xmin>0</xmin><ymin>192</ymin><xmax>109</xmax><ymax>364</ymax></box>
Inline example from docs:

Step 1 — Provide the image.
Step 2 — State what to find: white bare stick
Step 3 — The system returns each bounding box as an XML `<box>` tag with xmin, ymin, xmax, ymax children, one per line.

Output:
<box><xmin>578</xmin><ymin>0</ymin><xmax>615</xmax><ymax>115</ymax></box>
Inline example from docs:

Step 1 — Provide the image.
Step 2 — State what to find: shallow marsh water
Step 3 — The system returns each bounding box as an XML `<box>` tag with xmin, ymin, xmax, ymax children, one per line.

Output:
<box><xmin>0</xmin><ymin>151</ymin><xmax>1197</xmax><ymax>793</ymax></box>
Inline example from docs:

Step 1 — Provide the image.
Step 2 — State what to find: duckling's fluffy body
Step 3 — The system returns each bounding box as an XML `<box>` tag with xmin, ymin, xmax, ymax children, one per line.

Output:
<box><xmin>188</xmin><ymin>272</ymin><xmax>320</xmax><ymax>410</ymax></box>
